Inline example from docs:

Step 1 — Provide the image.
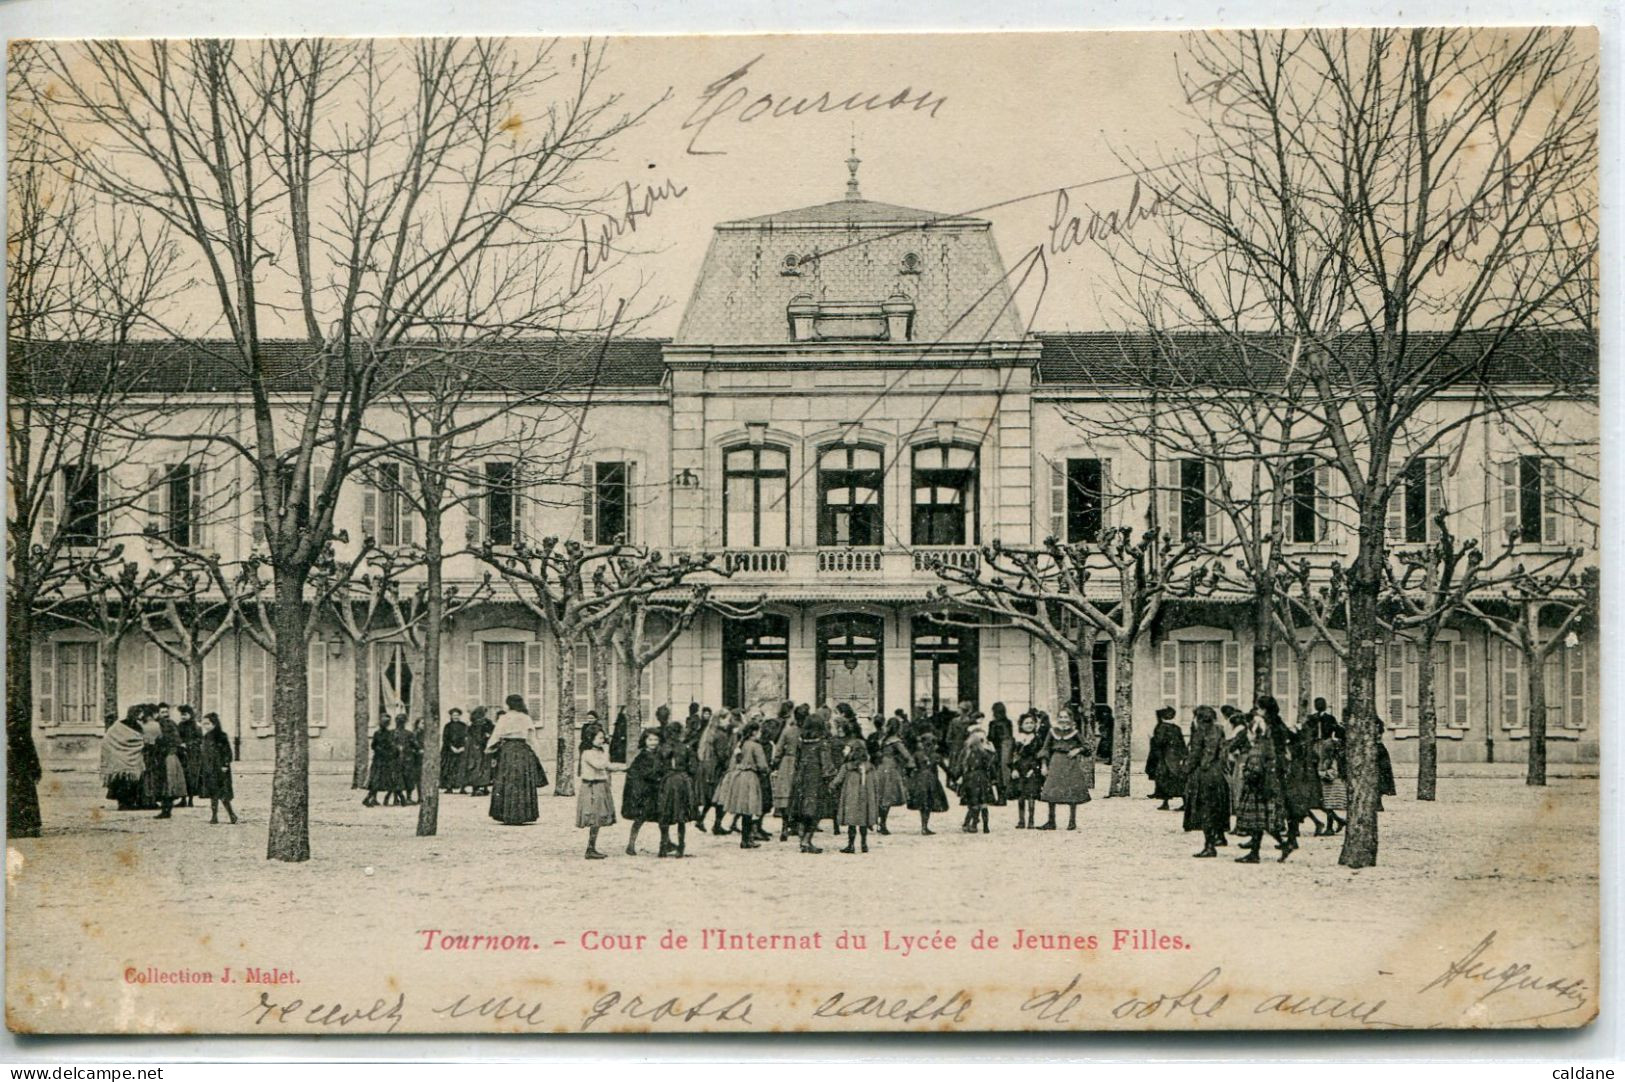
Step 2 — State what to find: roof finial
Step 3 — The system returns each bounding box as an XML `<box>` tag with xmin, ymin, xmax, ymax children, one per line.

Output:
<box><xmin>845</xmin><ymin>130</ymin><xmax>862</xmax><ymax>201</ymax></box>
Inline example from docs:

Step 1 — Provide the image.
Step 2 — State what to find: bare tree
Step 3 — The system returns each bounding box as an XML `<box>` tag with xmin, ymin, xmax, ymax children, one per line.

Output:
<box><xmin>1109</xmin><ymin>27</ymin><xmax>1597</xmax><ymax>866</ymax></box>
<box><xmin>934</xmin><ymin>531</ymin><xmax>1218</xmax><ymax>795</ymax></box>
<box><xmin>16</xmin><ymin>38</ymin><xmax>663</xmax><ymax>860</ymax></box>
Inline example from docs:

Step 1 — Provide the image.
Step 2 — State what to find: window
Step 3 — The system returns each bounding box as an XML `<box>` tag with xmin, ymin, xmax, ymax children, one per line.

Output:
<box><xmin>485</xmin><ymin>461</ymin><xmax>518</xmax><ymax>547</ymax></box>
<box><xmin>911</xmin><ymin>443</ymin><xmax>978</xmax><ymax>545</ymax></box>
<box><xmin>1384</xmin><ymin>638</ymin><xmax>1469</xmax><ymax>730</ymax></box>
<box><xmin>1056</xmin><ymin>458</ymin><xmax>1107</xmax><ymax>543</ymax></box>
<box><xmin>1499</xmin><ymin>455</ymin><xmax>1564</xmax><ymax>545</ymax></box>
<box><xmin>724</xmin><ymin>445</ymin><xmax>789</xmax><ymax>548</ymax></box>
<box><xmin>483</xmin><ymin>642</ymin><xmax>527</xmax><ymax>710</ymax></box>
<box><xmin>365</xmin><ymin>462</ymin><xmax>418</xmax><ymax>548</ymax></box>
<box><xmin>1290</xmin><ymin>457</ymin><xmax>1317</xmax><ymax>543</ymax></box>
<box><xmin>61</xmin><ymin>465</ymin><xmax>101</xmax><ymax>546</ymax></box>
<box><xmin>146</xmin><ymin>463</ymin><xmax>198</xmax><ymax>547</ymax></box>
<box><xmin>57</xmin><ymin>642</ymin><xmax>98</xmax><ymax>727</ymax></box>
<box><xmin>1159</xmin><ymin>637</ymin><xmax>1241</xmax><ymax>714</ymax></box>
<box><xmin>818</xmin><ymin>445</ymin><xmax>883</xmax><ymax>546</ymax></box>
<box><xmin>1497</xmin><ymin>638</ymin><xmax>1589</xmax><ymax>732</ymax></box>
<box><xmin>724</xmin><ymin>614</ymin><xmax>790</xmax><ymax>715</ymax></box>
<box><xmin>1387</xmin><ymin>457</ymin><xmax>1447</xmax><ymax>544</ymax></box>
<box><xmin>583</xmin><ymin>461</ymin><xmax>633</xmax><ymax>544</ymax></box>
<box><xmin>1160</xmin><ymin>458</ymin><xmax>1213</xmax><ymax>543</ymax></box>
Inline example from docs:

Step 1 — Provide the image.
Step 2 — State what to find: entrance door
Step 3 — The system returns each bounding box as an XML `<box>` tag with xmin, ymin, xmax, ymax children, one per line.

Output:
<box><xmin>375</xmin><ymin>642</ymin><xmax>415</xmax><ymax>720</ymax></box>
<box><xmin>817</xmin><ymin>613</ymin><xmax>884</xmax><ymax>717</ymax></box>
<box><xmin>911</xmin><ymin>619</ymin><xmax>978</xmax><ymax>716</ymax></box>
<box><xmin>723</xmin><ymin>614</ymin><xmax>790</xmax><ymax>716</ymax></box>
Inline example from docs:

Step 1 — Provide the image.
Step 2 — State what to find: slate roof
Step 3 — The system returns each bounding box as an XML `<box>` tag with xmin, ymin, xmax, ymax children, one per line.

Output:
<box><xmin>6</xmin><ymin>337</ymin><xmax>671</xmax><ymax>395</ymax></box>
<box><xmin>1034</xmin><ymin>330</ymin><xmax>1598</xmax><ymax>389</ymax></box>
<box><xmin>675</xmin><ymin>194</ymin><xmax>1027</xmax><ymax>346</ymax></box>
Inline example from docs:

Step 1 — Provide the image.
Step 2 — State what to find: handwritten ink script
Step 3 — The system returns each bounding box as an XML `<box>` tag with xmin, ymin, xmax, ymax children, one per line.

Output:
<box><xmin>681</xmin><ymin>54</ymin><xmax>948</xmax><ymax>155</ymax></box>
<box><xmin>572</xmin><ymin>178</ymin><xmax>689</xmax><ymax>290</ymax></box>
<box><xmin>1418</xmin><ymin>931</ymin><xmax>1591</xmax><ymax>1023</ymax></box>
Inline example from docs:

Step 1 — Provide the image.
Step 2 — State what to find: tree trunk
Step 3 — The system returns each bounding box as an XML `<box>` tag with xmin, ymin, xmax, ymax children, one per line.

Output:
<box><xmin>101</xmin><ymin>635</ymin><xmax>121</xmax><ymax>726</ymax></box>
<box><xmin>1051</xmin><ymin>646</ymin><xmax>1073</xmax><ymax>714</ymax></box>
<box><xmin>188</xmin><ymin>642</ymin><xmax>205</xmax><ymax>719</ymax></box>
<box><xmin>352</xmin><ymin>641</ymin><xmax>371</xmax><ymax>788</ymax></box>
<box><xmin>267</xmin><ymin>570</ymin><xmax>312</xmax><ymax>863</ymax></box>
<box><xmin>417</xmin><ymin>528</ymin><xmax>444</xmax><ymax>836</ymax></box>
<box><xmin>1108</xmin><ymin>637</ymin><xmax>1134</xmax><ymax>797</ymax></box>
<box><xmin>590</xmin><ymin>627</ymin><xmax>612</xmax><ymax>731</ymax></box>
<box><xmin>1338</xmin><ymin>526</ymin><xmax>1384</xmax><ymax>869</ymax></box>
<box><xmin>624</xmin><ymin>663</ymin><xmax>645</xmax><ymax>757</ymax></box>
<box><xmin>555</xmin><ymin>639</ymin><xmax>577</xmax><ymax>797</ymax></box>
<box><xmin>7</xmin><ymin>602</ymin><xmax>44</xmax><ymax>839</ymax></box>
<box><xmin>1293</xmin><ymin>645</ymin><xmax>1312</xmax><ymax>724</ymax></box>
<box><xmin>1415</xmin><ymin>630</ymin><xmax>1438</xmax><ymax>802</ymax></box>
<box><xmin>1252</xmin><ymin>595</ymin><xmax>1274</xmax><ymax>702</ymax></box>
<box><xmin>1524</xmin><ymin>636</ymin><xmax>1548</xmax><ymax>787</ymax></box>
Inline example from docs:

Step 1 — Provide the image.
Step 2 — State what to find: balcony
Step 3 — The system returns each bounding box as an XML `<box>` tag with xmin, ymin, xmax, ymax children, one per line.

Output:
<box><xmin>710</xmin><ymin>546</ymin><xmax>980</xmax><ymax>584</ymax></box>
<box><xmin>817</xmin><ymin>549</ymin><xmax>884</xmax><ymax>573</ymax></box>
<box><xmin>912</xmin><ymin>546</ymin><xmax>979</xmax><ymax>573</ymax></box>
<box><xmin>723</xmin><ymin>549</ymin><xmax>788</xmax><ymax>574</ymax></box>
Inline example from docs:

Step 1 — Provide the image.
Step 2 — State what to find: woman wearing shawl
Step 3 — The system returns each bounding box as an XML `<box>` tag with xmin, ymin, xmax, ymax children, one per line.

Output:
<box><xmin>486</xmin><ymin>695</ymin><xmax>544</xmax><ymax>826</ymax></box>
<box><xmin>100</xmin><ymin>708</ymin><xmax>147</xmax><ymax>811</ymax></box>
<box><xmin>1185</xmin><ymin>705</ymin><xmax>1232</xmax><ymax>857</ymax></box>
<box><xmin>1037</xmin><ymin>708</ymin><xmax>1093</xmax><ymax>831</ymax></box>
<box><xmin>788</xmin><ymin>715</ymin><xmax>839</xmax><ymax>854</ymax></box>
<box><xmin>198</xmin><ymin>712</ymin><xmax>238</xmax><ymax>824</ymax></box>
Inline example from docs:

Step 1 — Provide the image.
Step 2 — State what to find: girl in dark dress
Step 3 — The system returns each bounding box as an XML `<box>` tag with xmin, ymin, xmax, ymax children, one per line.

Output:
<box><xmin>657</xmin><ymin>722</ymin><xmax>699</xmax><ymax>857</ymax></box>
<box><xmin>1233</xmin><ymin>710</ymin><xmax>1289</xmax><ymax>863</ymax></box>
<box><xmin>609</xmin><ymin>708</ymin><xmax>629</xmax><ymax>764</ymax></box>
<box><xmin>718</xmin><ymin>721</ymin><xmax>771</xmax><ymax>849</ymax></box>
<box><xmin>362</xmin><ymin>721</ymin><xmax>395</xmax><ymax>806</ymax></box>
<box><xmin>463</xmin><ymin>708</ymin><xmax>495</xmax><ymax>795</ymax></box>
<box><xmin>1145</xmin><ymin>705</ymin><xmax>1188</xmax><ymax>810</ymax></box>
<box><xmin>872</xmin><ymin>718</ymin><xmax>913</xmax><ymax>835</ymax></box>
<box><xmin>834</xmin><ymin>742</ymin><xmax>879</xmax><ymax>853</ymax></box>
<box><xmin>1009</xmin><ymin>712</ymin><xmax>1046</xmax><ymax>828</ymax></box>
<box><xmin>1184</xmin><ymin>705</ymin><xmax>1231</xmax><ymax>857</ymax></box>
<box><xmin>905</xmin><ymin>731</ymin><xmax>950</xmax><ymax>834</ymax></box>
<box><xmin>621</xmin><ymin>729</ymin><xmax>666</xmax><ymax>855</ymax></box>
<box><xmin>153</xmin><ymin>712</ymin><xmax>188</xmax><ymax>819</ymax></box>
<box><xmin>1038</xmin><ymin>711</ymin><xmax>1092</xmax><ymax>831</ymax></box>
<box><xmin>440</xmin><ymin>710</ymin><xmax>469</xmax><ymax>793</ymax></box>
<box><xmin>177</xmin><ymin>707</ymin><xmax>204</xmax><ymax>808</ymax></box>
<box><xmin>788</xmin><ymin>717</ymin><xmax>839</xmax><ymax>854</ymax></box>
<box><xmin>986</xmin><ymin>702</ymin><xmax>1013</xmax><ymax>805</ymax></box>
<box><xmin>198</xmin><ymin>713</ymin><xmax>238</xmax><ymax>824</ymax></box>
<box><xmin>770</xmin><ymin>707</ymin><xmax>803</xmax><ymax>841</ymax></box>
<box><xmin>953</xmin><ymin>728</ymin><xmax>998</xmax><ymax>834</ymax></box>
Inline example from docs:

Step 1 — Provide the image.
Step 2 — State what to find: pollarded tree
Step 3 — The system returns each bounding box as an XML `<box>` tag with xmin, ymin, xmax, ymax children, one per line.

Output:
<box><xmin>933</xmin><ymin>529</ymin><xmax>1219</xmax><ymax>796</ymax></box>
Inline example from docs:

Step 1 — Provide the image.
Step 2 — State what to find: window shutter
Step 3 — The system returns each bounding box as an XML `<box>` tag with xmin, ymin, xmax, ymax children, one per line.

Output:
<box><xmin>1159</xmin><ymin>641</ymin><xmax>1177</xmax><ymax>708</ymax></box>
<box><xmin>1498</xmin><ymin>460</ymin><xmax>1519</xmax><ymax>543</ymax></box>
<box><xmin>147</xmin><ymin>466</ymin><xmax>165</xmax><ymax>533</ymax></box>
<box><xmin>35</xmin><ymin>641</ymin><xmax>55</xmax><ymax>725</ymax></box>
<box><xmin>1542</xmin><ymin>458</ymin><xmax>1562</xmax><ymax>545</ymax></box>
<box><xmin>38</xmin><ymin>470</ymin><xmax>60</xmax><ymax>545</ymax></box>
<box><xmin>465</xmin><ymin>469</ymin><xmax>486</xmax><ymax>546</ymax></box>
<box><xmin>1048</xmin><ymin>460</ymin><xmax>1066</xmax><ymax>542</ymax></box>
<box><xmin>624</xmin><ymin>461</ymin><xmax>638</xmax><ymax>544</ymax></box>
<box><xmin>307</xmin><ymin>638</ymin><xmax>327</xmax><ymax>731</ymax></box>
<box><xmin>1205</xmin><ymin>461</ymin><xmax>1223</xmax><ymax>543</ymax></box>
<box><xmin>1450</xmin><ymin>640</ymin><xmax>1469</xmax><ymax>726</ymax></box>
<box><xmin>1100</xmin><ymin>458</ymin><xmax>1114</xmax><ymax>531</ymax></box>
<box><xmin>1273</xmin><ymin>642</ymin><xmax>1292</xmax><ymax>705</ymax></box>
<box><xmin>250</xmin><ymin>465</ymin><xmax>267</xmax><ymax>547</ymax></box>
<box><xmin>524</xmin><ymin>641</ymin><xmax>545</xmax><ymax>715</ymax></box>
<box><xmin>1160</xmin><ymin>460</ymin><xmax>1180</xmax><ymax>540</ymax></box>
<box><xmin>1385</xmin><ymin>461</ymin><xmax>1404</xmax><ymax>542</ymax></box>
<box><xmin>248</xmin><ymin>644</ymin><xmax>270</xmax><ymax>731</ymax></box>
<box><xmin>191</xmin><ymin>464</ymin><xmax>211</xmax><ymax>552</ymax></box>
<box><xmin>573</xmin><ymin>641</ymin><xmax>592</xmax><ymax>718</ymax></box>
<box><xmin>524</xmin><ymin>465</ymin><xmax>543</xmax><ymax>546</ymax></box>
<box><xmin>1426</xmin><ymin>458</ymin><xmax>1446</xmax><ymax>541</ymax></box>
<box><xmin>1386</xmin><ymin>644</ymin><xmax>1407</xmax><ymax>725</ymax></box>
<box><xmin>1499</xmin><ymin>640</ymin><xmax>1521</xmax><ymax>729</ymax></box>
<box><xmin>1315</xmin><ymin>463</ymin><xmax>1333</xmax><ymax>541</ymax></box>
<box><xmin>88</xmin><ymin>465</ymin><xmax>106</xmax><ymax>543</ymax></box>
<box><xmin>203</xmin><ymin>648</ymin><xmax>222</xmax><ymax>716</ymax></box>
<box><xmin>399</xmin><ymin>470</ymin><xmax>418</xmax><ymax>548</ymax></box>
<box><xmin>1566</xmin><ymin>642</ymin><xmax>1587</xmax><ymax>729</ymax></box>
<box><xmin>465</xmin><ymin>642</ymin><xmax>482</xmax><ymax>709</ymax></box>
<box><xmin>1222</xmin><ymin>640</ymin><xmax>1240</xmax><ymax>703</ymax></box>
<box><xmin>361</xmin><ymin>472</ymin><xmax>378</xmax><ymax>543</ymax></box>
<box><xmin>581</xmin><ymin>464</ymin><xmax>596</xmax><ymax>544</ymax></box>
<box><xmin>144</xmin><ymin>640</ymin><xmax>162</xmax><ymax>700</ymax></box>
<box><xmin>311</xmin><ymin>463</ymin><xmax>329</xmax><ymax>531</ymax></box>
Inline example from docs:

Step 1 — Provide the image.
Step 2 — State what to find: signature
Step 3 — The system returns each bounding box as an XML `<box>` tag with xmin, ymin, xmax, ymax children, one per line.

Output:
<box><xmin>1048</xmin><ymin>178</ymin><xmax>1173</xmax><ymax>255</ymax></box>
<box><xmin>572</xmin><ymin>178</ymin><xmax>689</xmax><ymax>290</ymax></box>
<box><xmin>243</xmin><ymin>990</ymin><xmax>406</xmax><ymax>1033</ymax></box>
<box><xmin>1418</xmin><ymin>931</ymin><xmax>1590</xmax><ymax>1023</ymax></box>
<box><xmin>580</xmin><ymin>988</ymin><xmax>755</xmax><ymax>1031</ymax></box>
<box><xmin>681</xmin><ymin>54</ymin><xmax>948</xmax><ymax>155</ymax></box>
<box><xmin>813</xmin><ymin>989</ymin><xmax>972</xmax><ymax>1024</ymax></box>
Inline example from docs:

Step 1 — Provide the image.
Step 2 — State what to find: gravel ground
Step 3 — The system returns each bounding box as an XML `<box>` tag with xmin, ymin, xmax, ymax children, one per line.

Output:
<box><xmin>5</xmin><ymin>768</ymin><xmax>1599</xmax><ymax>1034</ymax></box>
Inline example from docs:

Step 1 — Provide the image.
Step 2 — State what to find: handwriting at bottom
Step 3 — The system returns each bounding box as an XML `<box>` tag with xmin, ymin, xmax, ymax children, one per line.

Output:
<box><xmin>813</xmin><ymin>989</ymin><xmax>972</xmax><ymax>1024</ymax></box>
<box><xmin>581</xmin><ymin>989</ymin><xmax>754</xmax><ymax>1031</ymax></box>
<box><xmin>244</xmin><ymin>990</ymin><xmax>406</xmax><ymax>1033</ymax></box>
<box><xmin>1418</xmin><ymin>930</ymin><xmax>1590</xmax><ymax>1023</ymax></box>
<box><xmin>431</xmin><ymin>993</ymin><xmax>546</xmax><ymax>1027</ymax></box>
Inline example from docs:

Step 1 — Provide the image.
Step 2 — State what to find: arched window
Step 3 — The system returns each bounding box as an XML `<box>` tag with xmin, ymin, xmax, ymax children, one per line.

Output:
<box><xmin>817</xmin><ymin>444</ymin><xmax>883</xmax><ymax>546</ymax></box>
<box><xmin>911</xmin><ymin>443</ymin><xmax>979</xmax><ymax>545</ymax></box>
<box><xmin>723</xmin><ymin>445</ymin><xmax>789</xmax><ymax>548</ymax></box>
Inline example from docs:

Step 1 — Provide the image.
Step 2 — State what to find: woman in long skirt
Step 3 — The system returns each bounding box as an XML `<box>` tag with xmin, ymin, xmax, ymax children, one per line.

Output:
<box><xmin>1315</xmin><ymin>734</ymin><xmax>1348</xmax><ymax>834</ymax></box>
<box><xmin>872</xmin><ymin>718</ymin><xmax>913</xmax><ymax>835</ymax></box>
<box><xmin>155</xmin><ymin>712</ymin><xmax>188</xmax><ymax>819</ymax></box>
<box><xmin>717</xmin><ymin>721</ymin><xmax>770</xmax><ymax>849</ymax></box>
<box><xmin>177</xmin><ymin>706</ymin><xmax>205</xmax><ymax>808</ymax></box>
<box><xmin>622</xmin><ymin>729</ymin><xmax>666</xmax><ymax>855</ymax></box>
<box><xmin>1184</xmin><ymin>705</ymin><xmax>1233</xmax><ymax>857</ymax></box>
<box><xmin>770</xmin><ymin>707</ymin><xmax>804</xmax><ymax>842</ymax></box>
<box><xmin>657</xmin><ymin>722</ymin><xmax>699</xmax><ymax>857</ymax></box>
<box><xmin>1038</xmin><ymin>711</ymin><xmax>1092</xmax><ymax>831</ymax></box>
<box><xmin>363</xmin><ymin>721</ymin><xmax>396</xmax><ymax>807</ymax></box>
<box><xmin>487</xmin><ymin>701</ymin><xmax>542</xmax><ymax>826</ymax></box>
<box><xmin>788</xmin><ymin>716</ymin><xmax>839</xmax><ymax>854</ymax></box>
<box><xmin>576</xmin><ymin>728</ymin><xmax>626</xmax><ymax>859</ymax></box>
<box><xmin>1232</xmin><ymin>712</ymin><xmax>1289</xmax><ymax>863</ymax></box>
<box><xmin>834</xmin><ymin>742</ymin><xmax>879</xmax><ymax>853</ymax></box>
<box><xmin>1145</xmin><ymin>705</ymin><xmax>1188</xmax><ymax>811</ymax></box>
<box><xmin>905</xmin><ymin>731</ymin><xmax>950</xmax><ymax>834</ymax></box>
<box><xmin>198</xmin><ymin>712</ymin><xmax>238</xmax><ymax>824</ymax></box>
<box><xmin>101</xmin><ymin>708</ymin><xmax>147</xmax><ymax>810</ymax></box>
<box><xmin>463</xmin><ymin>707</ymin><xmax>495</xmax><ymax>795</ymax></box>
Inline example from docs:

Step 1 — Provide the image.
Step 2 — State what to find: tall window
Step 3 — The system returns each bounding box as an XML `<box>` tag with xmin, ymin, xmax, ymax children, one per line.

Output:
<box><xmin>57</xmin><ymin>642</ymin><xmax>98</xmax><ymax>727</ymax></box>
<box><xmin>485</xmin><ymin>461</ymin><xmax>518</xmax><ymax>546</ymax></box>
<box><xmin>591</xmin><ymin>461</ymin><xmax>630</xmax><ymax>544</ymax></box>
<box><xmin>818</xmin><ymin>445</ymin><xmax>883</xmax><ymax>546</ymax></box>
<box><xmin>1388</xmin><ymin>457</ymin><xmax>1446</xmax><ymax>544</ymax></box>
<box><xmin>61</xmin><ymin>465</ymin><xmax>101</xmax><ymax>546</ymax></box>
<box><xmin>1502</xmin><ymin>455</ymin><xmax>1563</xmax><ymax>545</ymax></box>
<box><xmin>724</xmin><ymin>445</ymin><xmax>789</xmax><ymax>548</ymax></box>
<box><xmin>483</xmin><ymin>642</ymin><xmax>526</xmax><ymax>709</ymax></box>
<box><xmin>911</xmin><ymin>444</ymin><xmax>978</xmax><ymax>545</ymax></box>
<box><xmin>1179</xmin><ymin>459</ymin><xmax>1209</xmax><ymax>543</ymax></box>
<box><xmin>1291</xmin><ymin>456</ymin><xmax>1319</xmax><ymax>543</ymax></box>
<box><xmin>372</xmin><ymin>462</ymin><xmax>418</xmax><ymax>548</ymax></box>
<box><xmin>1053</xmin><ymin>458</ymin><xmax>1105</xmax><ymax>543</ymax></box>
<box><xmin>724</xmin><ymin>614</ymin><xmax>790</xmax><ymax>715</ymax></box>
<box><xmin>160</xmin><ymin>464</ymin><xmax>195</xmax><ymax>546</ymax></box>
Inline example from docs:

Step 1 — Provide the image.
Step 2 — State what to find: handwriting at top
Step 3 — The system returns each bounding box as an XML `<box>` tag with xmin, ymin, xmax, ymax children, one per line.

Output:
<box><xmin>681</xmin><ymin>55</ymin><xmax>949</xmax><ymax>156</ymax></box>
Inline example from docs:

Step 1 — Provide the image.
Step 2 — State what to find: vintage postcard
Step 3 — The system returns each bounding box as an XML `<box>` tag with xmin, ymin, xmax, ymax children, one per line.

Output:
<box><xmin>4</xmin><ymin>28</ymin><xmax>1600</xmax><ymax>1035</ymax></box>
